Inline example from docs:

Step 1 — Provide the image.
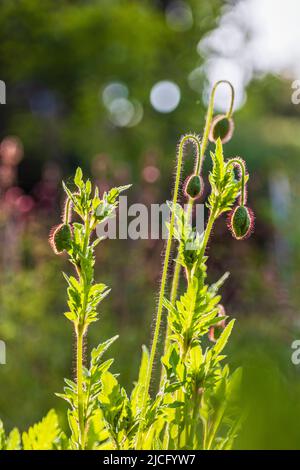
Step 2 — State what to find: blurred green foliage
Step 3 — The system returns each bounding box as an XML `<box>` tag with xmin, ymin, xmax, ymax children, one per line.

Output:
<box><xmin>0</xmin><ymin>0</ymin><xmax>221</xmax><ymax>179</ymax></box>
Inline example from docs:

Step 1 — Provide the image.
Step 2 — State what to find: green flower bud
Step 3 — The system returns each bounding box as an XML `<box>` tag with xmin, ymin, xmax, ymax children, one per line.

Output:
<box><xmin>209</xmin><ymin>114</ymin><xmax>234</xmax><ymax>144</ymax></box>
<box><xmin>184</xmin><ymin>174</ymin><xmax>203</xmax><ymax>200</ymax></box>
<box><xmin>50</xmin><ymin>223</ymin><xmax>72</xmax><ymax>254</ymax></box>
<box><xmin>229</xmin><ymin>205</ymin><xmax>254</xmax><ymax>240</ymax></box>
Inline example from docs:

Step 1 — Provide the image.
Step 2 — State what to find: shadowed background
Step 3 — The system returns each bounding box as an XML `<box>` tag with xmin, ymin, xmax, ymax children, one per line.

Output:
<box><xmin>0</xmin><ymin>0</ymin><xmax>300</xmax><ymax>449</ymax></box>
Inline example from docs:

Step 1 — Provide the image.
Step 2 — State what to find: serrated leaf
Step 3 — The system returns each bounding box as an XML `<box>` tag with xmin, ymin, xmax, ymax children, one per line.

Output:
<box><xmin>6</xmin><ymin>428</ymin><xmax>21</xmax><ymax>450</ymax></box>
<box><xmin>91</xmin><ymin>335</ymin><xmax>118</xmax><ymax>366</ymax></box>
<box><xmin>213</xmin><ymin>319</ymin><xmax>235</xmax><ymax>356</ymax></box>
<box><xmin>22</xmin><ymin>410</ymin><xmax>60</xmax><ymax>450</ymax></box>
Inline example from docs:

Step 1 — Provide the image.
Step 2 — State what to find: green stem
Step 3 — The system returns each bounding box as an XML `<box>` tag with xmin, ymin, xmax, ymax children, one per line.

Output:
<box><xmin>161</xmin><ymin>200</ymin><xmax>193</xmax><ymax>369</ymax></box>
<box><xmin>226</xmin><ymin>158</ymin><xmax>246</xmax><ymax>206</ymax></box>
<box><xmin>159</xmin><ymin>82</ymin><xmax>235</xmax><ymax>450</ymax></box>
<box><xmin>177</xmin><ymin>361</ymin><xmax>188</xmax><ymax>448</ymax></box>
<box><xmin>200</xmin><ymin>80</ymin><xmax>234</xmax><ymax>168</ymax></box>
<box><xmin>64</xmin><ymin>197</ymin><xmax>72</xmax><ymax>224</ymax></box>
<box><xmin>136</xmin><ymin>134</ymin><xmax>200</xmax><ymax>449</ymax></box>
<box><xmin>188</xmin><ymin>386</ymin><xmax>201</xmax><ymax>447</ymax></box>
<box><xmin>76</xmin><ymin>214</ymin><xmax>91</xmax><ymax>450</ymax></box>
<box><xmin>76</xmin><ymin>326</ymin><xmax>85</xmax><ymax>449</ymax></box>
<box><xmin>198</xmin><ymin>208</ymin><xmax>217</xmax><ymax>262</ymax></box>
<box><xmin>203</xmin><ymin>419</ymin><xmax>208</xmax><ymax>450</ymax></box>
<box><xmin>163</xmin><ymin>81</ymin><xmax>235</xmax><ymax>357</ymax></box>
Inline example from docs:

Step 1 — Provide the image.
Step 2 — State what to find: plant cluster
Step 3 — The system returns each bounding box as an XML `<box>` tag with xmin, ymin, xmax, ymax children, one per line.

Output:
<box><xmin>0</xmin><ymin>81</ymin><xmax>254</xmax><ymax>450</ymax></box>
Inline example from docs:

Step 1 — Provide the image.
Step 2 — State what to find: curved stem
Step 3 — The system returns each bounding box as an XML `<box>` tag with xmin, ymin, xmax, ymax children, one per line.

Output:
<box><xmin>64</xmin><ymin>197</ymin><xmax>72</xmax><ymax>224</ymax></box>
<box><xmin>162</xmin><ymin>81</ymin><xmax>235</xmax><ymax>359</ymax></box>
<box><xmin>226</xmin><ymin>158</ymin><xmax>246</xmax><ymax>206</ymax></box>
<box><xmin>200</xmin><ymin>80</ymin><xmax>234</xmax><ymax>165</ymax></box>
<box><xmin>136</xmin><ymin>134</ymin><xmax>201</xmax><ymax>449</ymax></box>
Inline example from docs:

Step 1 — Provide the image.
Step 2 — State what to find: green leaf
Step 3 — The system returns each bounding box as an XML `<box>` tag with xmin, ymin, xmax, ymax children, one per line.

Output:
<box><xmin>6</xmin><ymin>428</ymin><xmax>21</xmax><ymax>450</ymax></box>
<box><xmin>74</xmin><ymin>167</ymin><xmax>83</xmax><ymax>188</ymax></box>
<box><xmin>0</xmin><ymin>420</ymin><xmax>5</xmax><ymax>450</ymax></box>
<box><xmin>131</xmin><ymin>345</ymin><xmax>149</xmax><ymax>414</ymax></box>
<box><xmin>90</xmin><ymin>335</ymin><xmax>118</xmax><ymax>366</ymax></box>
<box><xmin>22</xmin><ymin>410</ymin><xmax>60</xmax><ymax>450</ymax></box>
<box><xmin>64</xmin><ymin>311</ymin><xmax>77</xmax><ymax>322</ymax></box>
<box><xmin>213</xmin><ymin>319</ymin><xmax>235</xmax><ymax>356</ymax></box>
<box><xmin>210</xmin><ymin>138</ymin><xmax>225</xmax><ymax>190</ymax></box>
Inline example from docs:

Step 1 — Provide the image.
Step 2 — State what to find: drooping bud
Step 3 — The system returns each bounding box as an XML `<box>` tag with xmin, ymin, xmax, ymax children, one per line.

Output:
<box><xmin>184</xmin><ymin>174</ymin><xmax>204</xmax><ymax>200</ymax></box>
<box><xmin>228</xmin><ymin>205</ymin><xmax>254</xmax><ymax>240</ymax></box>
<box><xmin>209</xmin><ymin>114</ymin><xmax>234</xmax><ymax>144</ymax></box>
<box><xmin>49</xmin><ymin>223</ymin><xmax>72</xmax><ymax>254</ymax></box>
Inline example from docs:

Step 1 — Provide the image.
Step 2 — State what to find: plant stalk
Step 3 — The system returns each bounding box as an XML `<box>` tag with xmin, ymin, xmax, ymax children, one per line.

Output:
<box><xmin>136</xmin><ymin>134</ymin><xmax>200</xmax><ymax>448</ymax></box>
<box><xmin>76</xmin><ymin>214</ymin><xmax>91</xmax><ymax>450</ymax></box>
<box><xmin>226</xmin><ymin>158</ymin><xmax>246</xmax><ymax>206</ymax></box>
<box><xmin>163</xmin><ymin>81</ymin><xmax>235</xmax><ymax>352</ymax></box>
<box><xmin>76</xmin><ymin>326</ymin><xmax>85</xmax><ymax>449</ymax></box>
<box><xmin>161</xmin><ymin>199</ymin><xmax>193</xmax><ymax>368</ymax></box>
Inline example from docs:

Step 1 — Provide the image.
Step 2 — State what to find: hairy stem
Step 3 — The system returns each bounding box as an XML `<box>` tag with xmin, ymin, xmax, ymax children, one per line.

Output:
<box><xmin>76</xmin><ymin>326</ymin><xmax>85</xmax><ymax>449</ymax></box>
<box><xmin>226</xmin><ymin>158</ymin><xmax>246</xmax><ymax>206</ymax></box>
<box><xmin>136</xmin><ymin>135</ymin><xmax>200</xmax><ymax>449</ymax></box>
<box><xmin>64</xmin><ymin>197</ymin><xmax>72</xmax><ymax>224</ymax></box>
<box><xmin>161</xmin><ymin>200</ymin><xmax>193</xmax><ymax>372</ymax></box>
<box><xmin>76</xmin><ymin>214</ymin><xmax>91</xmax><ymax>450</ymax></box>
<box><xmin>188</xmin><ymin>388</ymin><xmax>201</xmax><ymax>448</ymax></box>
<box><xmin>198</xmin><ymin>208</ymin><xmax>217</xmax><ymax>262</ymax></box>
<box><xmin>163</xmin><ymin>82</ymin><xmax>234</xmax><ymax>356</ymax></box>
<box><xmin>199</xmin><ymin>80</ymin><xmax>234</xmax><ymax>169</ymax></box>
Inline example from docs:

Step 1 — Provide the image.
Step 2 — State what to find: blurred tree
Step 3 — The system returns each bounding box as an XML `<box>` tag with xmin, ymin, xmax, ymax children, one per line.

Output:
<box><xmin>0</xmin><ymin>0</ymin><xmax>222</xmax><ymax>184</ymax></box>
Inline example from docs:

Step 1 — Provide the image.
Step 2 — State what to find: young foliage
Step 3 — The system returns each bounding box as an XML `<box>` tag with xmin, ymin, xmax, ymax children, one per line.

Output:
<box><xmin>22</xmin><ymin>410</ymin><xmax>61</xmax><ymax>450</ymax></box>
<box><xmin>0</xmin><ymin>411</ymin><xmax>64</xmax><ymax>450</ymax></box>
<box><xmin>52</xmin><ymin>168</ymin><xmax>131</xmax><ymax>450</ymax></box>
<box><xmin>0</xmin><ymin>421</ymin><xmax>21</xmax><ymax>450</ymax></box>
<box><xmin>155</xmin><ymin>185</ymin><xmax>243</xmax><ymax>449</ymax></box>
<box><xmin>208</xmin><ymin>139</ymin><xmax>247</xmax><ymax>216</ymax></box>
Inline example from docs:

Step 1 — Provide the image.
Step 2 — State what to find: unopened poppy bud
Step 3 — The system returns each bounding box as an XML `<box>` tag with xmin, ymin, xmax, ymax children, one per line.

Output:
<box><xmin>184</xmin><ymin>174</ymin><xmax>203</xmax><ymax>200</ymax></box>
<box><xmin>228</xmin><ymin>205</ymin><xmax>254</xmax><ymax>240</ymax></box>
<box><xmin>209</xmin><ymin>114</ymin><xmax>234</xmax><ymax>144</ymax></box>
<box><xmin>49</xmin><ymin>223</ymin><xmax>72</xmax><ymax>254</ymax></box>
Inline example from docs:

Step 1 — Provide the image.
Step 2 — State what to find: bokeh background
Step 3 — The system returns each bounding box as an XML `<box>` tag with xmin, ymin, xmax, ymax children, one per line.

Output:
<box><xmin>1</xmin><ymin>0</ymin><xmax>300</xmax><ymax>449</ymax></box>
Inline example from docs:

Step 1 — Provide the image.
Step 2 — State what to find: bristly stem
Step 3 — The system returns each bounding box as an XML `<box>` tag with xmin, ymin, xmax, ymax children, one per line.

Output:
<box><xmin>226</xmin><ymin>158</ymin><xmax>246</xmax><ymax>206</ymax></box>
<box><xmin>161</xmin><ymin>199</ymin><xmax>193</xmax><ymax>368</ymax></box>
<box><xmin>136</xmin><ymin>134</ymin><xmax>201</xmax><ymax>449</ymax></box>
<box><xmin>63</xmin><ymin>197</ymin><xmax>72</xmax><ymax>224</ymax></box>
<box><xmin>76</xmin><ymin>213</ymin><xmax>91</xmax><ymax>450</ymax></box>
<box><xmin>164</xmin><ymin>81</ymin><xmax>235</xmax><ymax>357</ymax></box>
<box><xmin>76</xmin><ymin>326</ymin><xmax>85</xmax><ymax>449</ymax></box>
<box><xmin>199</xmin><ymin>80</ymin><xmax>234</xmax><ymax>167</ymax></box>
<box><xmin>198</xmin><ymin>207</ymin><xmax>217</xmax><ymax>261</ymax></box>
